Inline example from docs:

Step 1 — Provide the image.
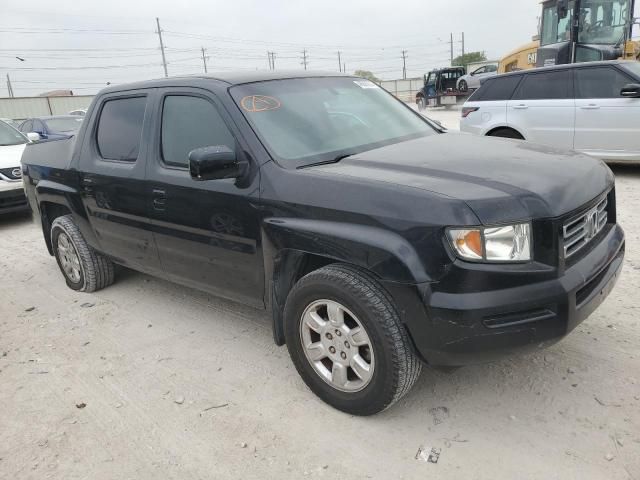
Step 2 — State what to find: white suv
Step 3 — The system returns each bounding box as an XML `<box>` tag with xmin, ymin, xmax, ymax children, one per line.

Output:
<box><xmin>460</xmin><ymin>61</ymin><xmax>640</xmax><ymax>163</ymax></box>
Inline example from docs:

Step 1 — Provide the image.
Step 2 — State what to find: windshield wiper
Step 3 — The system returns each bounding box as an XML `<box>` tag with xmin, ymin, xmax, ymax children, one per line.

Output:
<box><xmin>298</xmin><ymin>153</ymin><xmax>355</xmax><ymax>169</ymax></box>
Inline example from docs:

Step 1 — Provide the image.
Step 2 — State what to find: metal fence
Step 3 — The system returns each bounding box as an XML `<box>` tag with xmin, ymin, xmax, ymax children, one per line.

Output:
<box><xmin>0</xmin><ymin>95</ymin><xmax>94</xmax><ymax>121</ymax></box>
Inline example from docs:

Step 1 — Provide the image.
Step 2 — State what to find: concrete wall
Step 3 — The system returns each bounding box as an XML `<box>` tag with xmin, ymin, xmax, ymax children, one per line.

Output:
<box><xmin>378</xmin><ymin>78</ymin><xmax>423</xmax><ymax>102</ymax></box>
<box><xmin>0</xmin><ymin>95</ymin><xmax>94</xmax><ymax>120</ymax></box>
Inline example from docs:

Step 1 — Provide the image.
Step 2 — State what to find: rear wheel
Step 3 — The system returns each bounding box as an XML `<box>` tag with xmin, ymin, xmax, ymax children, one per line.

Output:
<box><xmin>284</xmin><ymin>264</ymin><xmax>422</xmax><ymax>416</ymax></box>
<box><xmin>51</xmin><ymin>215</ymin><xmax>115</xmax><ymax>292</ymax></box>
<box><xmin>487</xmin><ymin>128</ymin><xmax>524</xmax><ymax>140</ymax></box>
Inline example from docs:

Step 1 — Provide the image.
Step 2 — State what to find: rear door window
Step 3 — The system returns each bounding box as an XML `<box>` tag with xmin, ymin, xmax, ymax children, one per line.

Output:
<box><xmin>96</xmin><ymin>96</ymin><xmax>147</xmax><ymax>162</ymax></box>
<box><xmin>575</xmin><ymin>67</ymin><xmax>633</xmax><ymax>99</ymax></box>
<box><xmin>513</xmin><ymin>70</ymin><xmax>573</xmax><ymax>100</ymax></box>
<box><xmin>472</xmin><ymin>76</ymin><xmax>522</xmax><ymax>101</ymax></box>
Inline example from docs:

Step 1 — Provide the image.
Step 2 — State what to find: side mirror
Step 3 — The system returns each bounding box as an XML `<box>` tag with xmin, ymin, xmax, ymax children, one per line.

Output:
<box><xmin>188</xmin><ymin>145</ymin><xmax>244</xmax><ymax>181</ymax></box>
<box><xmin>26</xmin><ymin>132</ymin><xmax>41</xmax><ymax>142</ymax></box>
<box><xmin>557</xmin><ymin>0</ymin><xmax>569</xmax><ymax>19</ymax></box>
<box><xmin>620</xmin><ymin>83</ymin><xmax>640</xmax><ymax>98</ymax></box>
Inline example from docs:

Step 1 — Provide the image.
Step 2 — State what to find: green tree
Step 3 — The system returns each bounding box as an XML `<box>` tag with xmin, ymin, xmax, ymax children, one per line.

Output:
<box><xmin>354</xmin><ymin>70</ymin><xmax>381</xmax><ymax>83</ymax></box>
<box><xmin>452</xmin><ymin>51</ymin><xmax>488</xmax><ymax>68</ymax></box>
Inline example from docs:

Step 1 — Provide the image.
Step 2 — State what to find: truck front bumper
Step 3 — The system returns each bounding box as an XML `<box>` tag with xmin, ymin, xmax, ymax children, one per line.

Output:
<box><xmin>389</xmin><ymin>224</ymin><xmax>625</xmax><ymax>366</ymax></box>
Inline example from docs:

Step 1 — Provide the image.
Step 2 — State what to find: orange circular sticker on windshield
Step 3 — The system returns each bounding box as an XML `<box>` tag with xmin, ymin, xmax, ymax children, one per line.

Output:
<box><xmin>240</xmin><ymin>95</ymin><xmax>281</xmax><ymax>112</ymax></box>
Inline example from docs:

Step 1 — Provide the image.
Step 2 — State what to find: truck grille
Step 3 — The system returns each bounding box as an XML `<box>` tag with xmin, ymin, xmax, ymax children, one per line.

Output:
<box><xmin>563</xmin><ymin>196</ymin><xmax>608</xmax><ymax>259</ymax></box>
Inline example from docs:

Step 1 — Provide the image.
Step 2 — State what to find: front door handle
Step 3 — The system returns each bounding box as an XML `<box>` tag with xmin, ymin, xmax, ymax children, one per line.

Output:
<box><xmin>580</xmin><ymin>104</ymin><xmax>600</xmax><ymax>110</ymax></box>
<box><xmin>512</xmin><ymin>104</ymin><xmax>528</xmax><ymax>110</ymax></box>
<box><xmin>152</xmin><ymin>188</ymin><xmax>166</xmax><ymax>211</ymax></box>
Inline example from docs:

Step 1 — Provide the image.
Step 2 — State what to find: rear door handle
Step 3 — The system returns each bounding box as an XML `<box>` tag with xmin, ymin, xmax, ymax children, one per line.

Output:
<box><xmin>580</xmin><ymin>104</ymin><xmax>600</xmax><ymax>110</ymax></box>
<box><xmin>512</xmin><ymin>104</ymin><xmax>528</xmax><ymax>110</ymax></box>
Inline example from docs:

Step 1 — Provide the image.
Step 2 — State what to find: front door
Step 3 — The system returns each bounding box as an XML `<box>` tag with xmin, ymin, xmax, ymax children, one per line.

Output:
<box><xmin>77</xmin><ymin>90</ymin><xmax>162</xmax><ymax>274</ymax></box>
<box><xmin>574</xmin><ymin>66</ymin><xmax>640</xmax><ymax>161</ymax></box>
<box><xmin>146</xmin><ymin>88</ymin><xmax>263</xmax><ymax>307</ymax></box>
<box><xmin>507</xmin><ymin>69</ymin><xmax>575</xmax><ymax>149</ymax></box>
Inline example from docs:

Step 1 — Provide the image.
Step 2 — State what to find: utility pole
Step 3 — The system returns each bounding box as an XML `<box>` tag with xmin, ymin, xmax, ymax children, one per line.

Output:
<box><xmin>6</xmin><ymin>74</ymin><xmax>14</xmax><ymax>97</ymax></box>
<box><xmin>155</xmin><ymin>17</ymin><xmax>168</xmax><ymax>78</ymax></box>
<box><xmin>201</xmin><ymin>47</ymin><xmax>208</xmax><ymax>73</ymax></box>
<box><xmin>461</xmin><ymin>32</ymin><xmax>465</xmax><ymax>56</ymax></box>
<box><xmin>343</xmin><ymin>62</ymin><xmax>346</xmax><ymax>74</ymax></box>
<box><xmin>268</xmin><ymin>51</ymin><xmax>276</xmax><ymax>70</ymax></box>
<box><xmin>301</xmin><ymin>49</ymin><xmax>308</xmax><ymax>70</ymax></box>
<box><xmin>450</xmin><ymin>32</ymin><xmax>454</xmax><ymax>65</ymax></box>
<box><xmin>401</xmin><ymin>50</ymin><xmax>408</xmax><ymax>80</ymax></box>
<box><xmin>337</xmin><ymin>51</ymin><xmax>342</xmax><ymax>72</ymax></box>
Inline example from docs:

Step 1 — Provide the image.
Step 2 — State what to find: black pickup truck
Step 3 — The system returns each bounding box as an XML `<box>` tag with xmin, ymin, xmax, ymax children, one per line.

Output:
<box><xmin>21</xmin><ymin>72</ymin><xmax>624</xmax><ymax>415</ymax></box>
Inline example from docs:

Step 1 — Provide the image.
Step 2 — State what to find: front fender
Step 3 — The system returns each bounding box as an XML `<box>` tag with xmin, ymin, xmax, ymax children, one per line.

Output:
<box><xmin>262</xmin><ymin>217</ymin><xmax>430</xmax><ymax>284</ymax></box>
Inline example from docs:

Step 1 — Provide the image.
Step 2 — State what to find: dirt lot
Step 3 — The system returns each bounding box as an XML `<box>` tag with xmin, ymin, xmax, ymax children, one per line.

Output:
<box><xmin>1</xmin><ymin>164</ymin><xmax>639</xmax><ymax>480</ymax></box>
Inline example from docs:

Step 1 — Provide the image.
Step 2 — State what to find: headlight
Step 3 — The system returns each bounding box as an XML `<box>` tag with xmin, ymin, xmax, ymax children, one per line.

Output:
<box><xmin>447</xmin><ymin>223</ymin><xmax>531</xmax><ymax>262</ymax></box>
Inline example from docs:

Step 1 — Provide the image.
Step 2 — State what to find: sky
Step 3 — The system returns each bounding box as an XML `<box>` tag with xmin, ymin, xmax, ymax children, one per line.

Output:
<box><xmin>1</xmin><ymin>0</ymin><xmax>638</xmax><ymax>97</ymax></box>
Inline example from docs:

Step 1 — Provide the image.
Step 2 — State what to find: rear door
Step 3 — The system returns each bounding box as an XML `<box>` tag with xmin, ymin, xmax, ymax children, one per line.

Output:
<box><xmin>461</xmin><ymin>75</ymin><xmax>522</xmax><ymax>136</ymax></box>
<box><xmin>77</xmin><ymin>90</ymin><xmax>162</xmax><ymax>274</ymax></box>
<box><xmin>507</xmin><ymin>69</ymin><xmax>575</xmax><ymax>149</ymax></box>
<box><xmin>574</xmin><ymin>66</ymin><xmax>640</xmax><ymax>161</ymax></box>
<box><xmin>146</xmin><ymin>87</ymin><xmax>263</xmax><ymax>307</ymax></box>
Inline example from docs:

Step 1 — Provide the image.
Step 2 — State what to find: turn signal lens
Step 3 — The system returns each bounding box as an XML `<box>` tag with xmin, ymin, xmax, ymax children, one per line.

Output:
<box><xmin>448</xmin><ymin>228</ymin><xmax>483</xmax><ymax>260</ymax></box>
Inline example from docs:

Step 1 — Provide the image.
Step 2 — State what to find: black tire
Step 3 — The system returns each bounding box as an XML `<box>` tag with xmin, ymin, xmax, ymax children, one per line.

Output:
<box><xmin>51</xmin><ymin>214</ymin><xmax>115</xmax><ymax>292</ymax></box>
<box><xmin>284</xmin><ymin>264</ymin><xmax>422</xmax><ymax>416</ymax></box>
<box><xmin>416</xmin><ymin>96</ymin><xmax>426</xmax><ymax>111</ymax></box>
<box><xmin>458</xmin><ymin>79</ymin><xmax>468</xmax><ymax>93</ymax></box>
<box><xmin>487</xmin><ymin>128</ymin><xmax>524</xmax><ymax>140</ymax></box>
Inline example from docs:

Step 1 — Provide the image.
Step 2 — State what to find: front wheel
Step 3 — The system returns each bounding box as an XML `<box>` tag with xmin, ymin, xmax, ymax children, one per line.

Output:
<box><xmin>458</xmin><ymin>79</ymin><xmax>468</xmax><ymax>93</ymax></box>
<box><xmin>284</xmin><ymin>264</ymin><xmax>422</xmax><ymax>416</ymax></box>
<box><xmin>416</xmin><ymin>96</ymin><xmax>426</xmax><ymax>111</ymax></box>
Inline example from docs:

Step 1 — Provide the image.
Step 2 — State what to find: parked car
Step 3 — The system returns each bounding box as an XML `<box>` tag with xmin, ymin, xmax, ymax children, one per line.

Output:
<box><xmin>21</xmin><ymin>72</ymin><xmax>624</xmax><ymax>415</ymax></box>
<box><xmin>18</xmin><ymin>115</ymin><xmax>84</xmax><ymax>142</ymax></box>
<box><xmin>460</xmin><ymin>61</ymin><xmax>640</xmax><ymax>162</ymax></box>
<box><xmin>457</xmin><ymin>63</ymin><xmax>498</xmax><ymax>92</ymax></box>
<box><xmin>68</xmin><ymin>109</ymin><xmax>87</xmax><ymax>116</ymax></box>
<box><xmin>0</xmin><ymin>119</ymin><xmax>36</xmax><ymax>214</ymax></box>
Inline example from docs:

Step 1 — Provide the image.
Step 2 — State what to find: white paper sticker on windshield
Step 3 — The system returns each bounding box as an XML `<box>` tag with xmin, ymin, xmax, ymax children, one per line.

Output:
<box><xmin>353</xmin><ymin>80</ymin><xmax>379</xmax><ymax>89</ymax></box>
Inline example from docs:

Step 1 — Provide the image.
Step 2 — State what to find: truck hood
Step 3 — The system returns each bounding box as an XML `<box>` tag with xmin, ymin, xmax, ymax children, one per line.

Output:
<box><xmin>0</xmin><ymin>143</ymin><xmax>27</xmax><ymax>170</ymax></box>
<box><xmin>310</xmin><ymin>134</ymin><xmax>613</xmax><ymax>224</ymax></box>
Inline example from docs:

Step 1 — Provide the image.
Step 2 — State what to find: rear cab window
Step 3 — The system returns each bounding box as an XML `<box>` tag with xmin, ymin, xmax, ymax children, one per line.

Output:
<box><xmin>96</xmin><ymin>96</ymin><xmax>147</xmax><ymax>162</ymax></box>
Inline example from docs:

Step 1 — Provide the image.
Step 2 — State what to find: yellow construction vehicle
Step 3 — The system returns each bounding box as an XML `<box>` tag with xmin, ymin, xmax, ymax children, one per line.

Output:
<box><xmin>498</xmin><ymin>0</ymin><xmax>639</xmax><ymax>73</ymax></box>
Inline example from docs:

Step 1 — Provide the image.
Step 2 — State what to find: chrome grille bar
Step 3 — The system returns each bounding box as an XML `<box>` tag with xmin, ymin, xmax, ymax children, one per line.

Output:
<box><xmin>563</xmin><ymin>196</ymin><xmax>608</xmax><ymax>258</ymax></box>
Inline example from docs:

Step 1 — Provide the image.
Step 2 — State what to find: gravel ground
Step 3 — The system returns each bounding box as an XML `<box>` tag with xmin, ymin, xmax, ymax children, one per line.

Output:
<box><xmin>1</xmin><ymin>165</ymin><xmax>639</xmax><ymax>480</ymax></box>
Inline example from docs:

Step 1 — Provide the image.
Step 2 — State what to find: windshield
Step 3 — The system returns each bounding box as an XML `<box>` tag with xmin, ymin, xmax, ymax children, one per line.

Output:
<box><xmin>578</xmin><ymin>0</ymin><xmax>632</xmax><ymax>45</ymax></box>
<box><xmin>0</xmin><ymin>120</ymin><xmax>28</xmax><ymax>146</ymax></box>
<box><xmin>541</xmin><ymin>1</ymin><xmax>575</xmax><ymax>45</ymax></box>
<box><xmin>230</xmin><ymin>77</ymin><xmax>435</xmax><ymax>168</ymax></box>
<box><xmin>541</xmin><ymin>0</ymin><xmax>632</xmax><ymax>46</ymax></box>
<box><xmin>46</xmin><ymin>117</ymin><xmax>84</xmax><ymax>133</ymax></box>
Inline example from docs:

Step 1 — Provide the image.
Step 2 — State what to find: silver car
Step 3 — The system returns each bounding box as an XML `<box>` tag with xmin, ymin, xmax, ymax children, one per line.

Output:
<box><xmin>457</xmin><ymin>64</ymin><xmax>498</xmax><ymax>93</ymax></box>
